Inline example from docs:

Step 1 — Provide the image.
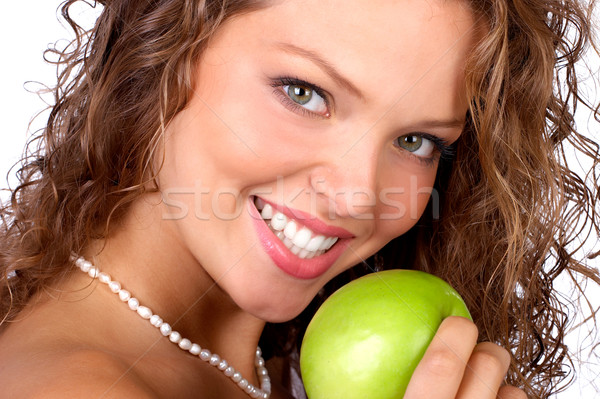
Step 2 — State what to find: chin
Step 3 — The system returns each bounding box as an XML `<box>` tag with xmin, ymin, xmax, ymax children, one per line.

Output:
<box><xmin>232</xmin><ymin>285</ymin><xmax>316</xmax><ymax>324</ymax></box>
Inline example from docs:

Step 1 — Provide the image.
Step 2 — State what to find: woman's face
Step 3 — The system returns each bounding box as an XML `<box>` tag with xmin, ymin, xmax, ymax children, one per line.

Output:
<box><xmin>159</xmin><ymin>0</ymin><xmax>478</xmax><ymax>321</ymax></box>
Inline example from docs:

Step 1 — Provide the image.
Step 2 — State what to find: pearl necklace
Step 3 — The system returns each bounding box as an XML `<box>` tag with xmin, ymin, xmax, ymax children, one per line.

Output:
<box><xmin>74</xmin><ymin>256</ymin><xmax>271</xmax><ymax>399</ymax></box>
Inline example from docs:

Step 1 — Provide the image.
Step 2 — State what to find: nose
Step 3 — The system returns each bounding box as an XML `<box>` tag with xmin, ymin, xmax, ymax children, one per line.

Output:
<box><xmin>309</xmin><ymin>143</ymin><xmax>379</xmax><ymax>220</ymax></box>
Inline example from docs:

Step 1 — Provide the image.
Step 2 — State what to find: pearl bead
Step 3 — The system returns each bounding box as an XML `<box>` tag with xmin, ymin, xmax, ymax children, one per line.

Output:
<box><xmin>209</xmin><ymin>354</ymin><xmax>220</xmax><ymax>366</ymax></box>
<box><xmin>238</xmin><ymin>379</ymin><xmax>248</xmax><ymax>389</ymax></box>
<box><xmin>118</xmin><ymin>290</ymin><xmax>131</xmax><ymax>301</ymax></box>
<box><xmin>232</xmin><ymin>372</ymin><xmax>242</xmax><ymax>382</ymax></box>
<box><xmin>137</xmin><ymin>306</ymin><xmax>152</xmax><ymax>319</ymax></box>
<box><xmin>261</xmin><ymin>393</ymin><xmax>269</xmax><ymax>399</ymax></box>
<box><xmin>257</xmin><ymin>366</ymin><xmax>268</xmax><ymax>377</ymax></box>
<box><xmin>250</xmin><ymin>388</ymin><xmax>260</xmax><ymax>398</ymax></box>
<box><xmin>258</xmin><ymin>374</ymin><xmax>271</xmax><ymax>384</ymax></box>
<box><xmin>150</xmin><ymin>315</ymin><xmax>162</xmax><ymax>327</ymax></box>
<box><xmin>199</xmin><ymin>349</ymin><xmax>211</xmax><ymax>361</ymax></box>
<box><xmin>159</xmin><ymin>323</ymin><xmax>172</xmax><ymax>336</ymax></box>
<box><xmin>98</xmin><ymin>272</ymin><xmax>111</xmax><ymax>284</ymax></box>
<box><xmin>255</xmin><ymin>357</ymin><xmax>265</xmax><ymax>367</ymax></box>
<box><xmin>108</xmin><ymin>281</ymin><xmax>121</xmax><ymax>293</ymax></box>
<box><xmin>88</xmin><ymin>267</ymin><xmax>98</xmax><ymax>278</ymax></box>
<box><xmin>262</xmin><ymin>381</ymin><xmax>271</xmax><ymax>393</ymax></box>
<box><xmin>79</xmin><ymin>260</ymin><xmax>91</xmax><ymax>272</ymax></box>
<box><xmin>169</xmin><ymin>331</ymin><xmax>182</xmax><ymax>344</ymax></box>
<box><xmin>178</xmin><ymin>338</ymin><xmax>192</xmax><ymax>350</ymax></box>
<box><xmin>224</xmin><ymin>366</ymin><xmax>235</xmax><ymax>377</ymax></box>
<box><xmin>189</xmin><ymin>344</ymin><xmax>201</xmax><ymax>356</ymax></box>
<box><xmin>128</xmin><ymin>298</ymin><xmax>139</xmax><ymax>311</ymax></box>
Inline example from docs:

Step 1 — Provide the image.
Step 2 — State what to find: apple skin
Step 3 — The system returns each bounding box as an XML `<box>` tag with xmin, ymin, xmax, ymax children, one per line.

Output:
<box><xmin>300</xmin><ymin>270</ymin><xmax>471</xmax><ymax>399</ymax></box>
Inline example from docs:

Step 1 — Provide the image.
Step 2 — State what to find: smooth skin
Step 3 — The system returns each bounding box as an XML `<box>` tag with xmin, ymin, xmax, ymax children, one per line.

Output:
<box><xmin>0</xmin><ymin>0</ymin><xmax>527</xmax><ymax>397</ymax></box>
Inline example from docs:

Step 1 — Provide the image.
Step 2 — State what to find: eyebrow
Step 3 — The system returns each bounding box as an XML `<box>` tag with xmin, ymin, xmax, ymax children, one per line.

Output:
<box><xmin>273</xmin><ymin>42</ymin><xmax>365</xmax><ymax>100</ymax></box>
<box><xmin>416</xmin><ymin>118</ymin><xmax>466</xmax><ymax>130</ymax></box>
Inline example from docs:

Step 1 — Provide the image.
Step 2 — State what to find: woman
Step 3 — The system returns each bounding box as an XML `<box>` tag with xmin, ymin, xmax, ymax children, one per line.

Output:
<box><xmin>0</xmin><ymin>0</ymin><xmax>598</xmax><ymax>398</ymax></box>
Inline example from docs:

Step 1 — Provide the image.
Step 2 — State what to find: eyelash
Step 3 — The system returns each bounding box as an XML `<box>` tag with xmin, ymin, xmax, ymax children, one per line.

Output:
<box><xmin>398</xmin><ymin>133</ymin><xmax>456</xmax><ymax>167</ymax></box>
<box><xmin>270</xmin><ymin>77</ymin><xmax>331</xmax><ymax>118</ymax></box>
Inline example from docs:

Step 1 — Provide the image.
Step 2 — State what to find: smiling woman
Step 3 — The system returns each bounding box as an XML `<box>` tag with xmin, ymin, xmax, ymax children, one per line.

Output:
<box><xmin>0</xmin><ymin>0</ymin><xmax>598</xmax><ymax>399</ymax></box>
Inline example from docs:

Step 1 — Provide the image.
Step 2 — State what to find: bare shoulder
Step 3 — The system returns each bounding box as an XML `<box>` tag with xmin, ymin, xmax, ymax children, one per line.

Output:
<box><xmin>0</xmin><ymin>348</ymin><xmax>159</xmax><ymax>399</ymax></box>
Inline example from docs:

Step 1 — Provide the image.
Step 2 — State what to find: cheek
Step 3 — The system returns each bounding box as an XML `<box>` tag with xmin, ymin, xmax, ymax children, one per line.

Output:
<box><xmin>374</xmin><ymin>167</ymin><xmax>438</xmax><ymax>238</ymax></box>
<box><xmin>185</xmin><ymin>89</ymin><xmax>302</xmax><ymax>184</ymax></box>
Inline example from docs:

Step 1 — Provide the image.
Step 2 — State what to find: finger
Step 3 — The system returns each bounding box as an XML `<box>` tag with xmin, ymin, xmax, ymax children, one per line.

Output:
<box><xmin>455</xmin><ymin>342</ymin><xmax>511</xmax><ymax>399</ymax></box>
<box><xmin>497</xmin><ymin>385</ymin><xmax>528</xmax><ymax>399</ymax></box>
<box><xmin>404</xmin><ymin>316</ymin><xmax>478</xmax><ymax>399</ymax></box>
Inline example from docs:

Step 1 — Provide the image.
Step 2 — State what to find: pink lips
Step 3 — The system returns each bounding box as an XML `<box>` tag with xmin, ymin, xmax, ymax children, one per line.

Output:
<box><xmin>249</xmin><ymin>197</ymin><xmax>354</xmax><ymax>279</ymax></box>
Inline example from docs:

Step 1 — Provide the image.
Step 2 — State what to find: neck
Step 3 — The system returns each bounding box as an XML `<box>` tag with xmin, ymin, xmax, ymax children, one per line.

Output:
<box><xmin>82</xmin><ymin>194</ymin><xmax>266</xmax><ymax>380</ymax></box>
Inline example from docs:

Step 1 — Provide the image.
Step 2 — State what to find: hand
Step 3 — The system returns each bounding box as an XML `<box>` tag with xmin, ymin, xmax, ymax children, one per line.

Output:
<box><xmin>404</xmin><ymin>317</ymin><xmax>527</xmax><ymax>399</ymax></box>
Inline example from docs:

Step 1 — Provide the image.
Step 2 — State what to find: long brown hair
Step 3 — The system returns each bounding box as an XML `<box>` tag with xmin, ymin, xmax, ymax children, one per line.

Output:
<box><xmin>1</xmin><ymin>0</ymin><xmax>599</xmax><ymax>397</ymax></box>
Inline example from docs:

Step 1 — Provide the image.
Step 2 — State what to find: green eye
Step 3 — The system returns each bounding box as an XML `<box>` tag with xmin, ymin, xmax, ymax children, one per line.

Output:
<box><xmin>278</xmin><ymin>80</ymin><xmax>329</xmax><ymax>116</ymax></box>
<box><xmin>397</xmin><ymin>135</ymin><xmax>423</xmax><ymax>152</ymax></box>
<box><xmin>287</xmin><ymin>85</ymin><xmax>313</xmax><ymax>105</ymax></box>
<box><xmin>394</xmin><ymin>134</ymin><xmax>436</xmax><ymax>159</ymax></box>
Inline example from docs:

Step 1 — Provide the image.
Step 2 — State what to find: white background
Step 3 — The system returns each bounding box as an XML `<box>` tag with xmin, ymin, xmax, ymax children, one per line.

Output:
<box><xmin>1</xmin><ymin>1</ymin><xmax>598</xmax><ymax>397</ymax></box>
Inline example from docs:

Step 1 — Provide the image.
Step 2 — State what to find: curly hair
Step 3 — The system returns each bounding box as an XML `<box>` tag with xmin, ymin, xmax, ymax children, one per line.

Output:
<box><xmin>1</xmin><ymin>0</ymin><xmax>599</xmax><ymax>398</ymax></box>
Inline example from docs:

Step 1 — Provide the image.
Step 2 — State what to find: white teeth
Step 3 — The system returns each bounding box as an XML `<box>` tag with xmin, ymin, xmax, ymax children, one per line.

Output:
<box><xmin>283</xmin><ymin>220</ymin><xmax>298</xmax><ymax>240</ymax></box>
<box><xmin>306</xmin><ymin>235</ymin><xmax>325</xmax><ymax>252</ymax></box>
<box><xmin>254</xmin><ymin>197</ymin><xmax>342</xmax><ymax>258</ymax></box>
<box><xmin>298</xmin><ymin>249</ymin><xmax>310</xmax><ymax>259</ymax></box>
<box><xmin>260</xmin><ymin>203</ymin><xmax>273</xmax><ymax>219</ymax></box>
<box><xmin>321</xmin><ymin>237</ymin><xmax>337</xmax><ymax>251</ymax></box>
<box><xmin>290</xmin><ymin>245</ymin><xmax>302</xmax><ymax>255</ymax></box>
<box><xmin>270</xmin><ymin>213</ymin><xmax>287</xmax><ymax>231</ymax></box>
<box><xmin>292</xmin><ymin>227</ymin><xmax>312</xmax><ymax>248</ymax></box>
<box><xmin>283</xmin><ymin>237</ymin><xmax>293</xmax><ymax>248</ymax></box>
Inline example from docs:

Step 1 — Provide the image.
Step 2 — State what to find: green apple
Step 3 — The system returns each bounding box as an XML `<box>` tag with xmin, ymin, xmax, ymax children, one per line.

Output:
<box><xmin>300</xmin><ymin>269</ymin><xmax>471</xmax><ymax>399</ymax></box>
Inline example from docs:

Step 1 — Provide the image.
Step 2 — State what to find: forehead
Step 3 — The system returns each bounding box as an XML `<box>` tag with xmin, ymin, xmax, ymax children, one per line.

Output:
<box><xmin>212</xmin><ymin>0</ymin><xmax>478</xmax><ymax>121</ymax></box>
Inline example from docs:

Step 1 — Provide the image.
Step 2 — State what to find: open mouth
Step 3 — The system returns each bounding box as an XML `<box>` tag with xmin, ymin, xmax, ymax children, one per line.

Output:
<box><xmin>250</xmin><ymin>196</ymin><xmax>353</xmax><ymax>279</ymax></box>
<box><xmin>254</xmin><ymin>197</ymin><xmax>339</xmax><ymax>259</ymax></box>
